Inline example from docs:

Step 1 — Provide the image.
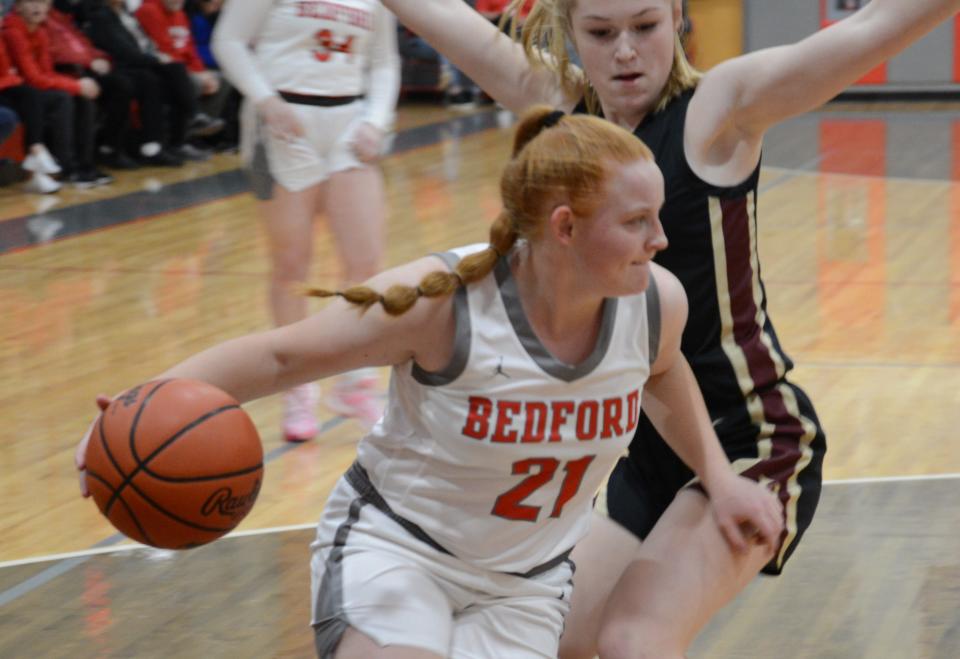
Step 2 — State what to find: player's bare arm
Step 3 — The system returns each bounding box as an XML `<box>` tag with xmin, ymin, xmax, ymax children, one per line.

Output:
<box><xmin>640</xmin><ymin>264</ymin><xmax>782</xmax><ymax>550</ymax></box>
<box><xmin>380</xmin><ymin>0</ymin><xmax>571</xmax><ymax>113</ymax></box>
<box><xmin>685</xmin><ymin>0</ymin><xmax>960</xmax><ymax>187</ymax></box>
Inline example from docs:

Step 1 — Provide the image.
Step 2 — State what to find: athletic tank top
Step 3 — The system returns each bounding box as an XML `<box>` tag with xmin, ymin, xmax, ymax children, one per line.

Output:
<box><xmin>354</xmin><ymin>244</ymin><xmax>658</xmax><ymax>573</ymax></box>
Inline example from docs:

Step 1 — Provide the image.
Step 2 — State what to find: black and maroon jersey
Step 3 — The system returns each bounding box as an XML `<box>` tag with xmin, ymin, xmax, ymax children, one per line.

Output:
<box><xmin>578</xmin><ymin>88</ymin><xmax>826</xmax><ymax>572</ymax></box>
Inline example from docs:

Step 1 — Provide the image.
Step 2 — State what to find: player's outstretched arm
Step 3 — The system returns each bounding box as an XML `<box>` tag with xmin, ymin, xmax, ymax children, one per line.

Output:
<box><xmin>157</xmin><ymin>256</ymin><xmax>458</xmax><ymax>405</ymax></box>
<box><xmin>640</xmin><ymin>264</ymin><xmax>783</xmax><ymax>551</ymax></box>
<box><xmin>381</xmin><ymin>0</ymin><xmax>570</xmax><ymax>113</ymax></box>
<box><xmin>686</xmin><ymin>0</ymin><xmax>960</xmax><ymax>187</ymax></box>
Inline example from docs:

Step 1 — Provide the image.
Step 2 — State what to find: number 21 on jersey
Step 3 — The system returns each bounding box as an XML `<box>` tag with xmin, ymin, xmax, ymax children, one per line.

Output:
<box><xmin>492</xmin><ymin>455</ymin><xmax>596</xmax><ymax>522</ymax></box>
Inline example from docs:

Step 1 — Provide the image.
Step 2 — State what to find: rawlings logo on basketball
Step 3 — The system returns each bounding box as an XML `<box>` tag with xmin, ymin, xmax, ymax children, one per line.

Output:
<box><xmin>117</xmin><ymin>385</ymin><xmax>142</xmax><ymax>408</ymax></box>
<box><xmin>201</xmin><ymin>480</ymin><xmax>262</xmax><ymax>519</ymax></box>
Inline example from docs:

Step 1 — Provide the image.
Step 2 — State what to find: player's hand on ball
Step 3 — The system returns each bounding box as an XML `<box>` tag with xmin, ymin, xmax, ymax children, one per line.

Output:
<box><xmin>75</xmin><ymin>394</ymin><xmax>112</xmax><ymax>498</ymax></box>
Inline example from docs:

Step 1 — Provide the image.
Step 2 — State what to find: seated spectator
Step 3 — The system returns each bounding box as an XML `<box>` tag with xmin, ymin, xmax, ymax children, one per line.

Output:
<box><xmin>1</xmin><ymin>37</ymin><xmax>63</xmax><ymax>193</ymax></box>
<box><xmin>3</xmin><ymin>0</ymin><xmax>111</xmax><ymax>187</ymax></box>
<box><xmin>45</xmin><ymin>4</ymin><xmax>140</xmax><ymax>168</ymax></box>
<box><xmin>136</xmin><ymin>0</ymin><xmax>229</xmax><ymax>157</ymax></box>
<box><xmin>183</xmin><ymin>0</ymin><xmax>237</xmax><ymax>149</ymax></box>
<box><xmin>85</xmin><ymin>0</ymin><xmax>222</xmax><ymax>165</ymax></box>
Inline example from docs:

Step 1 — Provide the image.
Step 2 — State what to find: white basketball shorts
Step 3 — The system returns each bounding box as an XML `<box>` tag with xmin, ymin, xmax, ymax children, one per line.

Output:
<box><xmin>310</xmin><ymin>473</ymin><xmax>575</xmax><ymax>658</ymax></box>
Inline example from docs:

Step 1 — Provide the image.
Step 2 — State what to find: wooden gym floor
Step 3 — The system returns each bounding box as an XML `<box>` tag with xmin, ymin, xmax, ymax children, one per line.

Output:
<box><xmin>0</xmin><ymin>100</ymin><xmax>958</xmax><ymax>658</ymax></box>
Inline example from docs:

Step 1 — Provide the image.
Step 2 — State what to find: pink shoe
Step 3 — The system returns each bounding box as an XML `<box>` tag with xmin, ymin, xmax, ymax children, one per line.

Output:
<box><xmin>325</xmin><ymin>374</ymin><xmax>384</xmax><ymax>430</ymax></box>
<box><xmin>283</xmin><ymin>383</ymin><xmax>319</xmax><ymax>442</ymax></box>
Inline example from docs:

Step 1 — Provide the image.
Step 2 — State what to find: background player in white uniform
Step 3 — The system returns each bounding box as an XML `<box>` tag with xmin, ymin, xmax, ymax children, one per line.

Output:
<box><xmin>212</xmin><ymin>0</ymin><xmax>400</xmax><ymax>440</ymax></box>
<box><xmin>76</xmin><ymin>107</ymin><xmax>782</xmax><ymax>658</ymax></box>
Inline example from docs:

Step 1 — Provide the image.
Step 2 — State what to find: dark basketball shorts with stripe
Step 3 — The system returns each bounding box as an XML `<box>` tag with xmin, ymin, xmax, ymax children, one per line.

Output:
<box><xmin>602</xmin><ymin>380</ymin><xmax>826</xmax><ymax>575</ymax></box>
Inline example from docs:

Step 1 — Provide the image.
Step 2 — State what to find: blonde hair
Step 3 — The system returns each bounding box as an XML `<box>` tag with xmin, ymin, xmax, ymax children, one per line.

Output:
<box><xmin>515</xmin><ymin>0</ymin><xmax>701</xmax><ymax>115</ymax></box>
<box><xmin>307</xmin><ymin>106</ymin><xmax>654</xmax><ymax>315</ymax></box>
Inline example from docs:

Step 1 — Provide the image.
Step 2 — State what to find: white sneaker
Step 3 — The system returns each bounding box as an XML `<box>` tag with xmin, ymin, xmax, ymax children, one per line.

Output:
<box><xmin>283</xmin><ymin>383</ymin><xmax>319</xmax><ymax>442</ymax></box>
<box><xmin>38</xmin><ymin>148</ymin><xmax>61</xmax><ymax>174</ymax></box>
<box><xmin>23</xmin><ymin>148</ymin><xmax>61</xmax><ymax>175</ymax></box>
<box><xmin>23</xmin><ymin>172</ymin><xmax>61</xmax><ymax>194</ymax></box>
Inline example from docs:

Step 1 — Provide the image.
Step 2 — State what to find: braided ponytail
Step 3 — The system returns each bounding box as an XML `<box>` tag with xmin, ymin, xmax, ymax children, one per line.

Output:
<box><xmin>305</xmin><ymin>211</ymin><xmax>519</xmax><ymax>316</ymax></box>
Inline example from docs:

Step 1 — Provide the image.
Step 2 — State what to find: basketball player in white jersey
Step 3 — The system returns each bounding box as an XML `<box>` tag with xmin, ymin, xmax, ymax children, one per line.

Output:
<box><xmin>76</xmin><ymin>107</ymin><xmax>782</xmax><ymax>658</ymax></box>
<box><xmin>212</xmin><ymin>0</ymin><xmax>400</xmax><ymax>440</ymax></box>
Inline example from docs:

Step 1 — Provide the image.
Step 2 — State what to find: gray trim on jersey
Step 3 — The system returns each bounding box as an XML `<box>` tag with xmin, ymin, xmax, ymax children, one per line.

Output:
<box><xmin>412</xmin><ymin>251</ymin><xmax>472</xmax><ymax>386</ymax></box>
<box><xmin>345</xmin><ymin>462</ymin><xmax>453</xmax><ymax>556</ymax></box>
<box><xmin>313</xmin><ymin>498</ymin><xmax>366</xmax><ymax>658</ymax></box>
<box><xmin>645</xmin><ymin>273</ymin><xmax>661</xmax><ymax>366</ymax></box>
<box><xmin>494</xmin><ymin>257</ymin><xmax>618</xmax><ymax>382</ymax></box>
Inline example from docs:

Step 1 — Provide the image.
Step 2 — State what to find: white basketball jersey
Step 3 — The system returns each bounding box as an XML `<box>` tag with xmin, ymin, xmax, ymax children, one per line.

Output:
<box><xmin>252</xmin><ymin>0</ymin><xmax>391</xmax><ymax>97</ymax></box>
<box><xmin>355</xmin><ymin>245</ymin><xmax>659</xmax><ymax>573</ymax></box>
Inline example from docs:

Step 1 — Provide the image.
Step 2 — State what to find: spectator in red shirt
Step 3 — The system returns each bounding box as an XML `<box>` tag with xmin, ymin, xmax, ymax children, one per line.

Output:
<box><xmin>136</xmin><ymin>0</ymin><xmax>231</xmax><ymax>156</ymax></box>
<box><xmin>45</xmin><ymin>6</ymin><xmax>108</xmax><ymax>72</ymax></box>
<box><xmin>136</xmin><ymin>0</ymin><xmax>209</xmax><ymax>78</ymax></box>
<box><xmin>1</xmin><ymin>34</ymin><xmax>65</xmax><ymax>192</ymax></box>
<box><xmin>3</xmin><ymin>0</ymin><xmax>110</xmax><ymax>187</ymax></box>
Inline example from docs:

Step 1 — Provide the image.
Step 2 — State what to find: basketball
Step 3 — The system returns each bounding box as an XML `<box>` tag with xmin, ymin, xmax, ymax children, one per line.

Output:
<box><xmin>84</xmin><ymin>378</ymin><xmax>264</xmax><ymax>550</ymax></box>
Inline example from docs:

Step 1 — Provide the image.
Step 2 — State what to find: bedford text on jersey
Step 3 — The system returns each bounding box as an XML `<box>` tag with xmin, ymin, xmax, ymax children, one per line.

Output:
<box><xmin>294</xmin><ymin>1</ymin><xmax>373</xmax><ymax>30</ymax></box>
<box><xmin>461</xmin><ymin>391</ymin><xmax>641</xmax><ymax>443</ymax></box>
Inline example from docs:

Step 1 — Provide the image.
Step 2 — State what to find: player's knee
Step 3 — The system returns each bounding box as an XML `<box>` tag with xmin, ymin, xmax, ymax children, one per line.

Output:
<box><xmin>271</xmin><ymin>250</ymin><xmax>311</xmax><ymax>282</ymax></box>
<box><xmin>343</xmin><ymin>251</ymin><xmax>381</xmax><ymax>282</ymax></box>
<box><xmin>596</xmin><ymin>620</ymin><xmax>684</xmax><ymax>659</ymax></box>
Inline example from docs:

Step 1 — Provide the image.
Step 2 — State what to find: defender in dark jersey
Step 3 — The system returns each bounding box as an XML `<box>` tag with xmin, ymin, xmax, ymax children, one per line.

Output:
<box><xmin>584</xmin><ymin>86</ymin><xmax>824</xmax><ymax>572</ymax></box>
<box><xmin>362</xmin><ymin>0</ymin><xmax>960</xmax><ymax>656</ymax></box>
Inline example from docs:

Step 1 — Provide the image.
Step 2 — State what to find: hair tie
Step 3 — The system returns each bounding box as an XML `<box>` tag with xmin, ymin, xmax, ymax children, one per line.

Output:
<box><xmin>542</xmin><ymin>110</ymin><xmax>565</xmax><ymax>128</ymax></box>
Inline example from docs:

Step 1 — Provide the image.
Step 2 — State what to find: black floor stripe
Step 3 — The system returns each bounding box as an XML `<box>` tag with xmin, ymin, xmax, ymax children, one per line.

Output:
<box><xmin>0</xmin><ymin>109</ymin><xmax>505</xmax><ymax>255</ymax></box>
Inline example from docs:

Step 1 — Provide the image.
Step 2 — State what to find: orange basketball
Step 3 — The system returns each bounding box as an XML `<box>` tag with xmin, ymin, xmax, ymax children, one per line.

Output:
<box><xmin>84</xmin><ymin>378</ymin><xmax>264</xmax><ymax>549</ymax></box>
